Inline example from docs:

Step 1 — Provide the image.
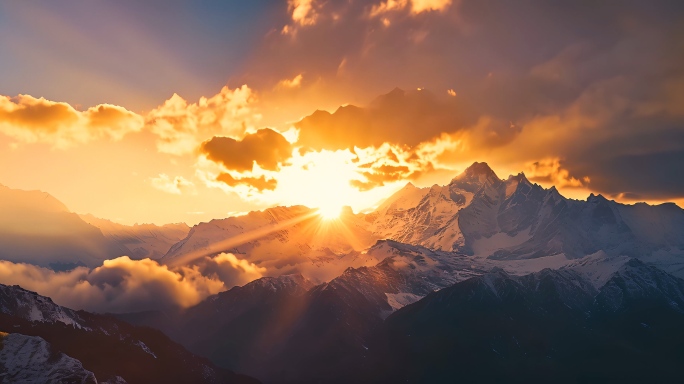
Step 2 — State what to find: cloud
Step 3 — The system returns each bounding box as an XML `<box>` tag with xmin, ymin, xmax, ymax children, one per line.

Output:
<box><xmin>348</xmin><ymin>143</ymin><xmax>430</xmax><ymax>191</ymax></box>
<box><xmin>5</xmin><ymin>1</ymin><xmax>684</xmax><ymax>208</ymax></box>
<box><xmin>150</xmin><ymin>174</ymin><xmax>195</xmax><ymax>195</ymax></box>
<box><xmin>350</xmin><ymin>165</ymin><xmax>414</xmax><ymax>191</ymax></box>
<box><xmin>525</xmin><ymin>158</ymin><xmax>589</xmax><ymax>189</ymax></box>
<box><xmin>244</xmin><ymin>0</ymin><xmax>684</xmax><ymax>203</ymax></box>
<box><xmin>409</xmin><ymin>0</ymin><xmax>453</xmax><ymax>13</ymax></box>
<box><xmin>196</xmin><ymin>252</ymin><xmax>267</xmax><ymax>287</ymax></box>
<box><xmin>370</xmin><ymin>0</ymin><xmax>453</xmax><ymax>17</ymax></box>
<box><xmin>200</xmin><ymin>128</ymin><xmax>293</xmax><ymax>172</ymax></box>
<box><xmin>196</xmin><ymin>128</ymin><xmax>293</xmax><ymax>194</ymax></box>
<box><xmin>146</xmin><ymin>85</ymin><xmax>259</xmax><ymax>155</ymax></box>
<box><xmin>276</xmin><ymin>74</ymin><xmax>304</xmax><ymax>89</ymax></box>
<box><xmin>0</xmin><ymin>254</ymin><xmax>265</xmax><ymax>313</ymax></box>
<box><xmin>0</xmin><ymin>94</ymin><xmax>143</xmax><ymax>148</ymax></box>
<box><xmin>288</xmin><ymin>0</ymin><xmax>319</xmax><ymax>27</ymax></box>
<box><xmin>567</xmin><ymin>149</ymin><xmax>684</xmax><ymax>201</ymax></box>
<box><xmin>295</xmin><ymin>88</ymin><xmax>472</xmax><ymax>151</ymax></box>
<box><xmin>216</xmin><ymin>173</ymin><xmax>278</xmax><ymax>192</ymax></box>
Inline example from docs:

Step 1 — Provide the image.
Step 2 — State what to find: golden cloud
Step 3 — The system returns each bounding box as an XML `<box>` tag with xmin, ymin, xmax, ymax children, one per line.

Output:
<box><xmin>0</xmin><ymin>94</ymin><xmax>143</xmax><ymax>148</ymax></box>
<box><xmin>200</xmin><ymin>128</ymin><xmax>293</xmax><ymax>172</ymax></box>
<box><xmin>276</xmin><ymin>74</ymin><xmax>304</xmax><ymax>89</ymax></box>
<box><xmin>0</xmin><ymin>254</ymin><xmax>264</xmax><ymax>313</ymax></box>
<box><xmin>349</xmin><ymin>143</ymin><xmax>431</xmax><ymax>191</ymax></box>
<box><xmin>370</xmin><ymin>0</ymin><xmax>453</xmax><ymax>17</ymax></box>
<box><xmin>295</xmin><ymin>88</ymin><xmax>469</xmax><ymax>151</ymax></box>
<box><xmin>216</xmin><ymin>173</ymin><xmax>278</xmax><ymax>192</ymax></box>
<box><xmin>150</xmin><ymin>174</ymin><xmax>195</xmax><ymax>195</ymax></box>
<box><xmin>288</xmin><ymin>0</ymin><xmax>319</xmax><ymax>27</ymax></box>
<box><xmin>147</xmin><ymin>85</ymin><xmax>259</xmax><ymax>155</ymax></box>
<box><xmin>525</xmin><ymin>158</ymin><xmax>590</xmax><ymax>188</ymax></box>
<box><xmin>410</xmin><ymin>0</ymin><xmax>453</xmax><ymax>13</ymax></box>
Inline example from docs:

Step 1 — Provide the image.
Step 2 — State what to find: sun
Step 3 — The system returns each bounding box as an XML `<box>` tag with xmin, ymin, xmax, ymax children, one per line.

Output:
<box><xmin>317</xmin><ymin>204</ymin><xmax>343</xmax><ymax>220</ymax></box>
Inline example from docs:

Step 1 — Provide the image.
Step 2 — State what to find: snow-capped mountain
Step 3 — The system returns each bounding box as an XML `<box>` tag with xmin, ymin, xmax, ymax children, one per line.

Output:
<box><xmin>0</xmin><ymin>284</ymin><xmax>86</xmax><ymax>328</ymax></box>
<box><xmin>371</xmin><ymin>263</ymin><xmax>684</xmax><ymax>383</ymax></box>
<box><xmin>162</xmin><ymin>205</ymin><xmax>380</xmax><ymax>282</ymax></box>
<box><xmin>0</xmin><ymin>332</ymin><xmax>102</xmax><ymax>384</ymax></box>
<box><xmin>0</xmin><ymin>284</ymin><xmax>258</xmax><ymax>384</ymax></box>
<box><xmin>121</xmin><ymin>254</ymin><xmax>684</xmax><ymax>383</ymax></box>
<box><xmin>594</xmin><ymin>258</ymin><xmax>684</xmax><ymax>313</ymax></box>
<box><xmin>154</xmin><ymin>162</ymin><xmax>684</xmax><ymax>288</ymax></box>
<box><xmin>4</xmin><ymin>161</ymin><xmax>684</xmax><ymax>383</ymax></box>
<box><xmin>80</xmin><ymin>214</ymin><xmax>190</xmax><ymax>260</ymax></box>
<box><xmin>365</xmin><ymin>162</ymin><xmax>684</xmax><ymax>278</ymax></box>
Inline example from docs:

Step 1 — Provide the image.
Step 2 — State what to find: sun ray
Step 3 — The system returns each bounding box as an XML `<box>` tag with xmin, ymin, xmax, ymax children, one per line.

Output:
<box><xmin>164</xmin><ymin>209</ymin><xmax>320</xmax><ymax>267</ymax></box>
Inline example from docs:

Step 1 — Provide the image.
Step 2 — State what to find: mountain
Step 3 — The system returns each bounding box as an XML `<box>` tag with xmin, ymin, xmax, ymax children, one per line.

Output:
<box><xmin>365</xmin><ymin>162</ymin><xmax>684</xmax><ymax>278</ymax></box>
<box><xmin>118</xmin><ymin>158</ymin><xmax>684</xmax><ymax>381</ymax></box>
<box><xmin>156</xmin><ymin>161</ymin><xmax>684</xmax><ymax>284</ymax></box>
<box><xmin>0</xmin><ymin>184</ymin><xmax>128</xmax><ymax>270</ymax></box>
<box><xmin>595</xmin><ymin>258</ymin><xmax>684</xmax><ymax>313</ymax></box>
<box><xmin>162</xmin><ymin>205</ymin><xmax>379</xmax><ymax>282</ymax></box>
<box><xmin>122</xmin><ymin>241</ymin><xmax>488</xmax><ymax>383</ymax></box>
<box><xmin>5</xmin><ymin>161</ymin><xmax>684</xmax><ymax>382</ymax></box>
<box><xmin>0</xmin><ymin>332</ymin><xmax>102</xmax><ymax>383</ymax></box>
<box><xmin>117</xmin><ymin>274</ymin><xmax>316</xmax><ymax>382</ymax></box>
<box><xmin>369</xmin><ymin>262</ymin><xmax>684</xmax><ymax>383</ymax></box>
<box><xmin>122</xmin><ymin>256</ymin><xmax>684</xmax><ymax>383</ymax></box>
<box><xmin>80</xmin><ymin>214</ymin><xmax>189</xmax><ymax>260</ymax></box>
<box><xmin>372</xmin><ymin>182</ymin><xmax>428</xmax><ymax>215</ymax></box>
<box><xmin>0</xmin><ymin>183</ymin><xmax>194</xmax><ymax>269</ymax></box>
<box><xmin>0</xmin><ymin>283</ymin><xmax>258</xmax><ymax>384</ymax></box>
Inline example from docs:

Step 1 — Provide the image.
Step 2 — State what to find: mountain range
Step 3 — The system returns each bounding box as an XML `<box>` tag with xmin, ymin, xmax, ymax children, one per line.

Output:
<box><xmin>0</xmin><ymin>183</ymin><xmax>189</xmax><ymax>270</ymax></box>
<box><xmin>120</xmin><ymin>257</ymin><xmax>684</xmax><ymax>383</ymax></box>
<box><xmin>2</xmin><ymin>161</ymin><xmax>684</xmax><ymax>383</ymax></box>
<box><xmin>161</xmin><ymin>162</ymin><xmax>684</xmax><ymax>284</ymax></box>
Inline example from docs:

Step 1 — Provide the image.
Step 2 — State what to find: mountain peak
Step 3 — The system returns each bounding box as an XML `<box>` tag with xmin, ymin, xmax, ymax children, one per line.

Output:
<box><xmin>459</xmin><ymin>162</ymin><xmax>498</xmax><ymax>179</ymax></box>
<box><xmin>243</xmin><ymin>273</ymin><xmax>314</xmax><ymax>293</ymax></box>
<box><xmin>507</xmin><ymin>172</ymin><xmax>530</xmax><ymax>184</ymax></box>
<box><xmin>450</xmin><ymin>162</ymin><xmax>501</xmax><ymax>192</ymax></box>
<box><xmin>587</xmin><ymin>193</ymin><xmax>609</xmax><ymax>203</ymax></box>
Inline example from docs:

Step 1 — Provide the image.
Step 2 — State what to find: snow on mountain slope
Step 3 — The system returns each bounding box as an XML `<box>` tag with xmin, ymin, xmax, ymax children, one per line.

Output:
<box><xmin>373</xmin><ymin>182</ymin><xmax>429</xmax><ymax>215</ymax></box>
<box><xmin>341</xmin><ymin>240</ymin><xmax>620</xmax><ymax>316</ymax></box>
<box><xmin>163</xmin><ymin>205</ymin><xmax>380</xmax><ymax>282</ymax></box>
<box><xmin>80</xmin><ymin>214</ymin><xmax>190</xmax><ymax>260</ymax></box>
<box><xmin>368</xmin><ymin>183</ymin><xmax>471</xmax><ymax>250</ymax></box>
<box><xmin>595</xmin><ymin>258</ymin><xmax>684</xmax><ymax>312</ymax></box>
<box><xmin>155</xmin><ymin>161</ymin><xmax>684</xmax><ymax>290</ymax></box>
<box><xmin>0</xmin><ymin>283</ymin><xmax>258</xmax><ymax>384</ymax></box>
<box><xmin>376</xmin><ymin>263</ymin><xmax>684</xmax><ymax>383</ymax></box>
<box><xmin>366</xmin><ymin>162</ymin><xmax>518</xmax><ymax>253</ymax></box>
<box><xmin>364</xmin><ymin>162</ymin><xmax>684</xmax><ymax>278</ymax></box>
<box><xmin>562</xmin><ymin>251</ymin><xmax>632</xmax><ymax>288</ymax></box>
<box><xmin>0</xmin><ymin>332</ymin><xmax>100</xmax><ymax>384</ymax></box>
<box><xmin>0</xmin><ymin>284</ymin><xmax>85</xmax><ymax>328</ymax></box>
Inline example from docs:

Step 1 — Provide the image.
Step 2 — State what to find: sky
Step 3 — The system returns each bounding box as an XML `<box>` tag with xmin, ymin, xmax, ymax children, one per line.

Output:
<box><xmin>1</xmin><ymin>0</ymin><xmax>683</xmax><ymax>225</ymax></box>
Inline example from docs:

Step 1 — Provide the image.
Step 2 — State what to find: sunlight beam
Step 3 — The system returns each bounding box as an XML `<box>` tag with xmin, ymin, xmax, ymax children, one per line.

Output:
<box><xmin>164</xmin><ymin>209</ymin><xmax>319</xmax><ymax>267</ymax></box>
